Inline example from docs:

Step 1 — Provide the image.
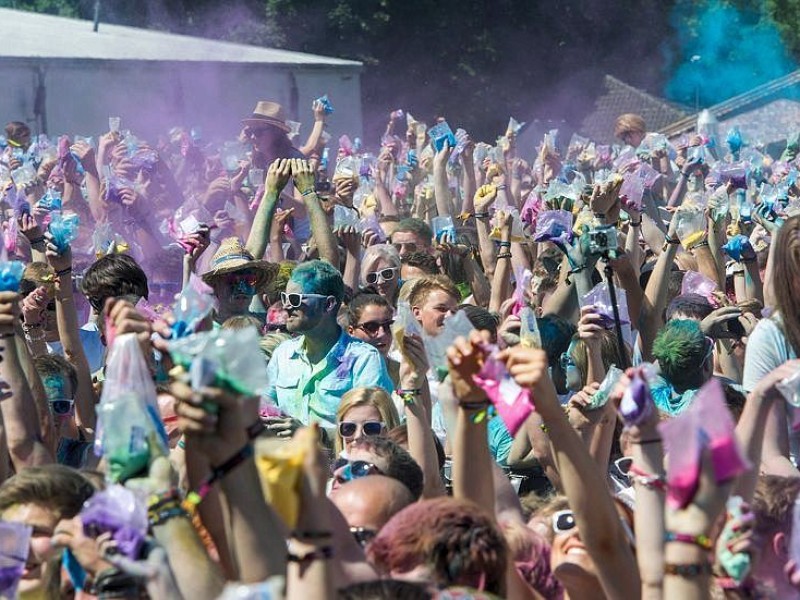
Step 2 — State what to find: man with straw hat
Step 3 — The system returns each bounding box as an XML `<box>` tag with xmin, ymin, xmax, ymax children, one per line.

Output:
<box><xmin>202</xmin><ymin>237</ymin><xmax>277</xmax><ymax>325</ymax></box>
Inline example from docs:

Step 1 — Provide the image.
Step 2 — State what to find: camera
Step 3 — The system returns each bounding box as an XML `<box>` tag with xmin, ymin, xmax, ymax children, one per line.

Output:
<box><xmin>587</xmin><ymin>224</ymin><xmax>618</xmax><ymax>257</ymax></box>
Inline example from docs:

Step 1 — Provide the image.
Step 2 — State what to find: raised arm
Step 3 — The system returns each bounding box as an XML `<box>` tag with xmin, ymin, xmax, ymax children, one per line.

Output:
<box><xmin>298</xmin><ymin>100</ymin><xmax>328</xmax><ymax>157</ymax></box>
<box><xmin>246</xmin><ymin>159</ymin><xmax>292</xmax><ymax>260</ymax></box>
<box><xmin>292</xmin><ymin>159</ymin><xmax>339</xmax><ymax>268</ymax></box>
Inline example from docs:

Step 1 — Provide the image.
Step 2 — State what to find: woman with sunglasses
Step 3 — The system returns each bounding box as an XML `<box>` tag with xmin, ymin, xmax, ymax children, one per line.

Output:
<box><xmin>360</xmin><ymin>245</ymin><xmax>402</xmax><ymax>306</ymax></box>
<box><xmin>347</xmin><ymin>294</ymin><xmax>400</xmax><ymax>386</ymax></box>
<box><xmin>334</xmin><ymin>387</ymin><xmax>400</xmax><ymax>456</ymax></box>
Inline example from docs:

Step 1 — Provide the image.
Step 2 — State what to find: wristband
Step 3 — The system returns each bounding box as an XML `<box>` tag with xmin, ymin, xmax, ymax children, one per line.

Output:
<box><xmin>56</xmin><ymin>267</ymin><xmax>72</xmax><ymax>277</ymax></box>
<box><xmin>182</xmin><ymin>443</ymin><xmax>254</xmax><ymax>513</ymax></box>
<box><xmin>397</xmin><ymin>388</ymin><xmax>421</xmax><ymax>405</ymax></box>
<box><xmin>630</xmin><ymin>438</ymin><xmax>661</xmax><ymax>445</ymax></box>
<box><xmin>629</xmin><ymin>220</ymin><xmax>641</xmax><ymax>227</ymax></box>
<box><xmin>147</xmin><ymin>488</ymin><xmax>182</xmax><ymax>512</ymax></box>
<box><xmin>287</xmin><ymin>545</ymin><xmax>333</xmax><ymax>563</ymax></box>
<box><xmin>149</xmin><ymin>506</ymin><xmax>188</xmax><ymax>528</ymax></box>
<box><xmin>29</xmin><ymin>236</ymin><xmax>45</xmax><ymax>246</ymax></box>
<box><xmin>301</xmin><ymin>189</ymin><xmax>316</xmax><ymax>197</ymax></box>
<box><xmin>496</xmin><ymin>252</ymin><xmax>512</xmax><ymax>259</ymax></box>
<box><xmin>665</xmin><ymin>531</ymin><xmax>713</xmax><ymax>550</ymax></box>
<box><xmin>692</xmin><ymin>241</ymin><xmax>710</xmax><ymax>250</ymax></box>
<box><xmin>628</xmin><ymin>465</ymin><xmax>666</xmax><ymax>490</ymax></box>
<box><xmin>496</xmin><ymin>184</ymin><xmax>508</xmax><ymax>191</ymax></box>
<box><xmin>460</xmin><ymin>400</ymin><xmax>490</xmax><ymax>412</ymax></box>
<box><xmin>474</xmin><ymin>212</ymin><xmax>491</xmax><ymax>220</ymax></box>
<box><xmin>680</xmin><ymin>171</ymin><xmax>690</xmax><ymax>179</ymax></box>
<box><xmin>498</xmin><ymin>241</ymin><xmax>511</xmax><ymax>248</ymax></box>
<box><xmin>665</xmin><ymin>562</ymin><xmax>713</xmax><ymax>577</ymax></box>
<box><xmin>291</xmin><ymin>530</ymin><xmax>333</xmax><ymax>541</ymax></box>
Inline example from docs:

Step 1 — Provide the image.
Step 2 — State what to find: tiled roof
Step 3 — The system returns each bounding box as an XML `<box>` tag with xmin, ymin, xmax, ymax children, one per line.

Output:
<box><xmin>719</xmin><ymin>99</ymin><xmax>800</xmax><ymax>146</ymax></box>
<box><xmin>579</xmin><ymin>75</ymin><xmax>690</xmax><ymax>144</ymax></box>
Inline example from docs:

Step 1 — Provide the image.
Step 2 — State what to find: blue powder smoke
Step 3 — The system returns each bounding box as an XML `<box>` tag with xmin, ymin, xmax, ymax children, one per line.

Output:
<box><xmin>665</xmin><ymin>1</ymin><xmax>797</xmax><ymax>108</ymax></box>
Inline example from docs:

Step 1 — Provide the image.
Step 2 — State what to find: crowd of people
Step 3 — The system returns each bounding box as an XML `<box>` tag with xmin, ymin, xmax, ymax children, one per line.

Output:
<box><xmin>0</xmin><ymin>93</ymin><xmax>799</xmax><ymax>599</ymax></box>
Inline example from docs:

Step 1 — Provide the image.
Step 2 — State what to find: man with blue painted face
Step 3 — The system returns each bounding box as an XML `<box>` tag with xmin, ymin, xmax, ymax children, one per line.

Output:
<box><xmin>264</xmin><ymin>260</ymin><xmax>393</xmax><ymax>439</ymax></box>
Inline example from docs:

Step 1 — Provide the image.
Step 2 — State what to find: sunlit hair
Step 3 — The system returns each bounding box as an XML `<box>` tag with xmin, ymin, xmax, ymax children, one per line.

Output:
<box><xmin>335</xmin><ymin>387</ymin><xmax>400</xmax><ymax>456</ymax></box>
<box><xmin>407</xmin><ymin>274</ymin><xmax>459</xmax><ymax>309</ymax></box>
<box><xmin>221</xmin><ymin>315</ymin><xmax>262</xmax><ymax>330</ymax></box>
<box><xmin>360</xmin><ymin>245</ymin><xmax>401</xmax><ymax>288</ymax></box>
<box><xmin>391</xmin><ymin>218</ymin><xmax>433</xmax><ymax>246</ymax></box>
<box><xmin>21</xmin><ymin>262</ymin><xmax>56</xmax><ymax>298</ymax></box>
<box><xmin>772</xmin><ymin>215</ymin><xmax>800</xmax><ymax>354</ymax></box>
<box><xmin>0</xmin><ymin>465</ymin><xmax>95</xmax><ymax>518</ymax></box>
<box><xmin>290</xmin><ymin>259</ymin><xmax>344</xmax><ymax>303</ymax></box>
<box><xmin>368</xmin><ymin>497</ymin><xmax>508</xmax><ymax>595</ymax></box>
<box><xmin>752</xmin><ymin>475</ymin><xmax>800</xmax><ymax>540</ymax></box>
<box><xmin>652</xmin><ymin>319</ymin><xmax>708</xmax><ymax>391</ymax></box>
<box><xmin>569</xmin><ymin>329</ymin><xmax>628</xmax><ymax>388</ymax></box>
<box><xmin>614</xmin><ymin>113</ymin><xmax>646</xmax><ymax>139</ymax></box>
<box><xmin>350</xmin><ymin>437</ymin><xmax>423</xmax><ymax>500</ymax></box>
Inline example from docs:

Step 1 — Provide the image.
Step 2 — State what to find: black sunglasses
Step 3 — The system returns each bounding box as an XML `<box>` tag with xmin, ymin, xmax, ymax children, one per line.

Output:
<box><xmin>50</xmin><ymin>398</ymin><xmax>74</xmax><ymax>416</ymax></box>
<box><xmin>356</xmin><ymin>319</ymin><xmax>394</xmax><ymax>336</ymax></box>
<box><xmin>338</xmin><ymin>420</ymin><xmax>383</xmax><ymax>438</ymax></box>
<box><xmin>350</xmin><ymin>527</ymin><xmax>377</xmax><ymax>548</ymax></box>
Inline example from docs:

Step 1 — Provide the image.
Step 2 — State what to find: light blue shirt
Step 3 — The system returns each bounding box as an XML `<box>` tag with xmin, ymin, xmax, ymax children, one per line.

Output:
<box><xmin>265</xmin><ymin>329</ymin><xmax>393</xmax><ymax>428</ymax></box>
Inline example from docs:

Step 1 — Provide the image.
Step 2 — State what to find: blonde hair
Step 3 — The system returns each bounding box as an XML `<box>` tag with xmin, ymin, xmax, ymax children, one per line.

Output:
<box><xmin>360</xmin><ymin>245</ymin><xmax>401</xmax><ymax>287</ymax></box>
<box><xmin>614</xmin><ymin>113</ymin><xmax>646</xmax><ymax>139</ymax></box>
<box><xmin>408</xmin><ymin>274</ymin><xmax>460</xmax><ymax>309</ymax></box>
<box><xmin>335</xmin><ymin>387</ymin><xmax>400</xmax><ymax>455</ymax></box>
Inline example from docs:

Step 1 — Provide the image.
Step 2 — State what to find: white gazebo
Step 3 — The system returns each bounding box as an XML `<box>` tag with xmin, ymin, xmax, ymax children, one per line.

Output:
<box><xmin>0</xmin><ymin>8</ymin><xmax>363</xmax><ymax>142</ymax></box>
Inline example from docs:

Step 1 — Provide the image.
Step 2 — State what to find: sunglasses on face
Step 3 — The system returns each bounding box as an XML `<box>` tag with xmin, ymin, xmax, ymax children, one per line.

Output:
<box><xmin>245</xmin><ymin>127</ymin><xmax>270</xmax><ymax>138</ymax></box>
<box><xmin>50</xmin><ymin>398</ymin><xmax>74</xmax><ymax>416</ymax></box>
<box><xmin>356</xmin><ymin>319</ymin><xmax>395</xmax><ymax>336</ymax></box>
<box><xmin>553</xmin><ymin>509</ymin><xmax>636</xmax><ymax>546</ymax></box>
<box><xmin>333</xmin><ymin>458</ymin><xmax>382</xmax><ymax>483</ymax></box>
<box><xmin>350</xmin><ymin>526</ymin><xmax>377</xmax><ymax>548</ymax></box>
<box><xmin>392</xmin><ymin>242</ymin><xmax>417</xmax><ymax>254</ymax></box>
<box><xmin>280</xmin><ymin>292</ymin><xmax>331</xmax><ymax>309</ymax></box>
<box><xmin>338</xmin><ymin>420</ymin><xmax>384</xmax><ymax>439</ymax></box>
<box><xmin>265</xmin><ymin>322</ymin><xmax>288</xmax><ymax>333</ymax></box>
<box><xmin>365</xmin><ymin>267</ymin><xmax>398</xmax><ymax>286</ymax></box>
<box><xmin>225</xmin><ymin>273</ymin><xmax>258</xmax><ymax>287</ymax></box>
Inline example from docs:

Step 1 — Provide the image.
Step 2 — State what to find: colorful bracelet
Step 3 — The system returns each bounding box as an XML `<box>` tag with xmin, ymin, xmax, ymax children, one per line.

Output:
<box><xmin>397</xmin><ymin>388</ymin><xmax>421</xmax><ymax>405</ymax></box>
<box><xmin>149</xmin><ymin>506</ymin><xmax>188</xmax><ymax>528</ymax></box>
<box><xmin>182</xmin><ymin>443</ymin><xmax>254</xmax><ymax>514</ymax></box>
<box><xmin>498</xmin><ymin>241</ymin><xmax>511</xmax><ymax>248</ymax></box>
<box><xmin>147</xmin><ymin>488</ymin><xmax>182</xmax><ymax>512</ymax></box>
<box><xmin>665</xmin><ymin>531</ymin><xmax>713</xmax><ymax>550</ymax></box>
<box><xmin>628</xmin><ymin>465</ymin><xmax>666</xmax><ymax>490</ymax></box>
<box><xmin>664</xmin><ymin>562</ymin><xmax>713</xmax><ymax>577</ymax></box>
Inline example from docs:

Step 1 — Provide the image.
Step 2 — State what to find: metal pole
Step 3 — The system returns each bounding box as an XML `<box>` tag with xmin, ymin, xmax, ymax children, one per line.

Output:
<box><xmin>93</xmin><ymin>0</ymin><xmax>101</xmax><ymax>32</ymax></box>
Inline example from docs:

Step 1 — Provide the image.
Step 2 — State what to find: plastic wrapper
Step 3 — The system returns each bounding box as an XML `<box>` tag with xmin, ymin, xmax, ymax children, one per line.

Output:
<box><xmin>619</xmin><ymin>171</ymin><xmax>646</xmax><ymax>211</ymax></box>
<box><xmin>589</xmin><ymin>365</ymin><xmax>624</xmax><ymax>410</ymax></box>
<box><xmin>680</xmin><ymin>270</ymin><xmax>719</xmax><ymax>304</ymax></box>
<box><xmin>10</xmin><ymin>164</ymin><xmax>36</xmax><ymax>188</ymax></box>
<box><xmin>96</xmin><ymin>334</ymin><xmax>169</xmax><ymax>482</ymax></box>
<box><xmin>338</xmin><ymin>134</ymin><xmax>354</xmax><ymax>156</ymax></box>
<box><xmin>333</xmin><ymin>156</ymin><xmax>359</xmax><ymax>181</ymax></box>
<box><xmin>315</xmin><ymin>94</ymin><xmax>334</xmax><ymax>115</ymax></box>
<box><xmin>580</xmin><ymin>283</ymin><xmax>630</xmax><ymax>328</ymax></box>
<box><xmin>489</xmin><ymin>209</ymin><xmax>525</xmax><ymax>243</ymax></box>
<box><xmin>674</xmin><ymin>207</ymin><xmax>707</xmax><ymax>250</ymax></box>
<box><xmin>659</xmin><ymin>378</ymin><xmax>747</xmax><ymax>509</ymax></box>
<box><xmin>108</xmin><ymin>116</ymin><xmax>121</xmax><ymax>133</ymax></box>
<box><xmin>6</xmin><ymin>185</ymin><xmax>28</xmax><ymax>218</ymax></box>
<box><xmin>285</xmin><ymin>121</ymin><xmax>301</xmax><ymax>140</ymax></box>
<box><xmin>392</xmin><ymin>301</ymin><xmax>422</xmax><ymax>358</ymax></box>
<box><xmin>777</xmin><ymin>369</ymin><xmax>800</xmax><ymax>408</ymax></box>
<box><xmin>567</xmin><ymin>133</ymin><xmax>589</xmax><ymax>156</ymax></box>
<box><xmin>532</xmin><ymin>210</ymin><xmax>573</xmax><ymax>246</ymax></box>
<box><xmin>421</xmin><ymin>310</ymin><xmax>474</xmax><ymax>374</ymax></box>
<box><xmin>171</xmin><ymin>275</ymin><xmax>217</xmax><ymax>339</ymax></box>
<box><xmin>473</xmin><ymin>348</ymin><xmax>533</xmax><ymax>436</ymax></box>
<box><xmin>255</xmin><ymin>438</ymin><xmax>306</xmax><ymax>528</ymax></box>
<box><xmin>0</xmin><ymin>228</ymin><xmax>24</xmax><ymax>293</ymax></box>
<box><xmin>520</xmin><ymin>191</ymin><xmax>543</xmax><ymax>229</ymax></box>
<box><xmin>718</xmin><ymin>496</ymin><xmax>752</xmax><ymax>583</ymax></box>
<box><xmin>358</xmin><ymin>213</ymin><xmax>386</xmax><ymax>243</ymax></box>
<box><xmin>0</xmin><ymin>520</ymin><xmax>31</xmax><ymax>599</ymax></box>
<box><xmin>428</xmin><ymin>121</ymin><xmax>457</xmax><ymax>152</ymax></box>
<box><xmin>333</xmin><ymin>205</ymin><xmax>361</xmax><ymax>232</ymax></box>
<box><xmin>518</xmin><ymin>306</ymin><xmax>542</xmax><ymax>349</ymax></box>
<box><xmin>104</xmin><ymin>168</ymin><xmax>135</xmax><ymax>205</ymax></box>
<box><xmin>217</xmin><ymin>578</ymin><xmax>285</xmax><ymax>600</ymax></box>
<box><xmin>722</xmin><ymin>235</ymin><xmax>754</xmax><ymax>262</ymax></box>
<box><xmin>613</xmin><ymin>147</ymin><xmax>638</xmax><ymax>172</ymax></box>
<box><xmin>431</xmin><ymin>215</ymin><xmax>455</xmax><ymax>241</ymax></box>
<box><xmin>80</xmin><ymin>485</ymin><xmax>147</xmax><ymax>560</ymax></box>
<box><xmin>726</xmin><ymin>127</ymin><xmax>743</xmax><ymax>155</ymax></box>
<box><xmin>48</xmin><ymin>212</ymin><xmax>80</xmax><ymax>253</ymax></box>
<box><xmin>506</xmin><ymin>117</ymin><xmax>525</xmax><ymax>136</ymax></box>
<box><xmin>717</xmin><ymin>162</ymin><xmax>748</xmax><ymax>190</ymax></box>
<box><xmin>168</xmin><ymin>326</ymin><xmax>269</xmax><ymax>397</ymax></box>
<box><xmin>37</xmin><ymin>188</ymin><xmax>62</xmax><ymax>212</ymax></box>
<box><xmin>620</xmin><ymin>369</ymin><xmax>655</xmax><ymax>427</ymax></box>
<box><xmin>511</xmin><ymin>265</ymin><xmax>532</xmax><ymax>316</ymax></box>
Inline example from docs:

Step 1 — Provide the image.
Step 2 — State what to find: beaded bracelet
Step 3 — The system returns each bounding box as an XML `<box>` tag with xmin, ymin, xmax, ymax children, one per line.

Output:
<box><xmin>496</xmin><ymin>252</ymin><xmax>512</xmax><ymax>259</ymax></box>
<box><xmin>397</xmin><ymin>388</ymin><xmax>421</xmax><ymax>405</ymax></box>
<box><xmin>665</xmin><ymin>531</ymin><xmax>713</xmax><ymax>550</ymax></box>
<box><xmin>150</xmin><ymin>506</ymin><xmax>188</xmax><ymax>528</ymax></box>
<box><xmin>664</xmin><ymin>562</ymin><xmax>712</xmax><ymax>577</ymax></box>
<box><xmin>182</xmin><ymin>443</ymin><xmax>254</xmax><ymax>514</ymax></box>
<box><xmin>628</xmin><ymin>468</ymin><xmax>666</xmax><ymax>491</ymax></box>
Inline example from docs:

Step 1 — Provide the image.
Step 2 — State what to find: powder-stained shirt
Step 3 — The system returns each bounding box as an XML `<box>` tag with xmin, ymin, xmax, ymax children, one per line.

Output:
<box><xmin>264</xmin><ymin>329</ymin><xmax>393</xmax><ymax>428</ymax></box>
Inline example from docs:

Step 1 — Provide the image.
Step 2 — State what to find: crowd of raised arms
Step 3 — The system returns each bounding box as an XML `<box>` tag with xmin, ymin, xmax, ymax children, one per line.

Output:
<box><xmin>1</xmin><ymin>96</ymin><xmax>800</xmax><ymax>600</ymax></box>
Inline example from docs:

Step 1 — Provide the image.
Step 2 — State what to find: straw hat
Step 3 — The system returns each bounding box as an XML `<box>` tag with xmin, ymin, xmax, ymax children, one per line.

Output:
<box><xmin>242</xmin><ymin>100</ymin><xmax>291</xmax><ymax>133</ymax></box>
<box><xmin>201</xmin><ymin>237</ymin><xmax>277</xmax><ymax>288</ymax></box>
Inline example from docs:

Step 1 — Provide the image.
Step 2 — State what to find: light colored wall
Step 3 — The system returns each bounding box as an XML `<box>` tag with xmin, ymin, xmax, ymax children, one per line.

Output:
<box><xmin>0</xmin><ymin>58</ymin><xmax>362</xmax><ymax>144</ymax></box>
